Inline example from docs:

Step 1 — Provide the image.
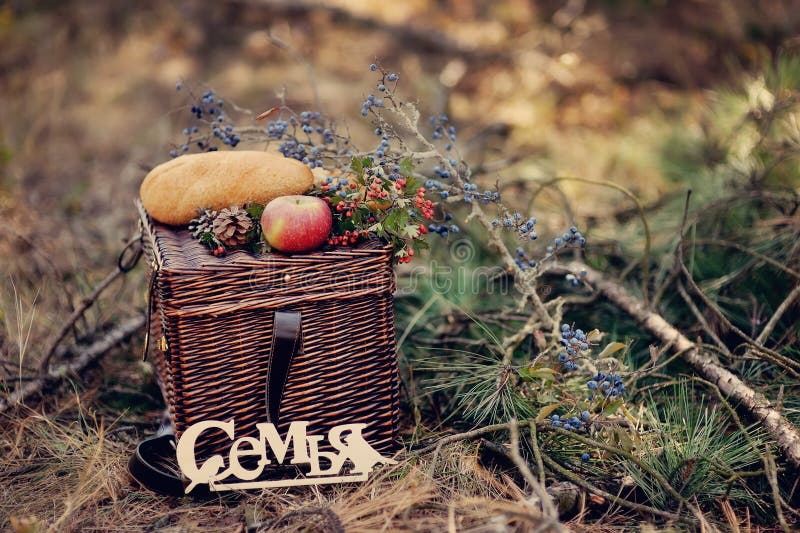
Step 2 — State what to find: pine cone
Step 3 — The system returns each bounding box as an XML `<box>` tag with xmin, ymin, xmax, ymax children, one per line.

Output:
<box><xmin>188</xmin><ymin>209</ymin><xmax>218</xmax><ymax>239</ymax></box>
<box><xmin>212</xmin><ymin>206</ymin><xmax>254</xmax><ymax>247</ymax></box>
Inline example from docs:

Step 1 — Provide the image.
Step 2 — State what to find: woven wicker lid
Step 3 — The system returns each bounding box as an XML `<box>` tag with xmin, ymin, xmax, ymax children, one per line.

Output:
<box><xmin>136</xmin><ymin>199</ymin><xmax>393</xmax><ymax>272</ymax></box>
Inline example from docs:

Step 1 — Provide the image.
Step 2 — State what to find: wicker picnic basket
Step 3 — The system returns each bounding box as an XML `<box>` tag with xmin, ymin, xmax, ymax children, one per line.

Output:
<box><xmin>136</xmin><ymin>200</ymin><xmax>400</xmax><ymax>461</ymax></box>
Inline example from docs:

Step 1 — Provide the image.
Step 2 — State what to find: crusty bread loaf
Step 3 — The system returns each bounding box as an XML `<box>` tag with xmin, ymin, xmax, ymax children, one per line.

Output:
<box><xmin>140</xmin><ymin>151</ymin><xmax>314</xmax><ymax>225</ymax></box>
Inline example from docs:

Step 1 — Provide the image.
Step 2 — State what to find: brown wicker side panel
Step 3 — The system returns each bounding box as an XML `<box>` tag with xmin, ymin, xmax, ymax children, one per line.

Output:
<box><xmin>141</xmin><ymin>232</ymin><xmax>173</xmax><ymax>417</ymax></box>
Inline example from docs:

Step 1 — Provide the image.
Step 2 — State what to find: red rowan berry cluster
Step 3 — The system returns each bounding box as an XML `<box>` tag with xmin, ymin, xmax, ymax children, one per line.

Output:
<box><xmin>415</xmin><ymin>188</ymin><xmax>434</xmax><ymax>219</ymax></box>
<box><xmin>327</xmin><ymin>197</ymin><xmax>358</xmax><ymax>218</ymax></box>
<box><xmin>328</xmin><ymin>230</ymin><xmax>363</xmax><ymax>246</ymax></box>
<box><xmin>367</xmin><ymin>177</ymin><xmax>390</xmax><ymax>200</ymax></box>
<box><xmin>396</xmin><ymin>248</ymin><xmax>415</xmax><ymax>264</ymax></box>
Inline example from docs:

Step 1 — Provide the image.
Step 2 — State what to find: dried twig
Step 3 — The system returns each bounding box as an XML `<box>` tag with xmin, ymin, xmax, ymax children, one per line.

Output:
<box><xmin>0</xmin><ymin>316</ymin><xmax>145</xmax><ymax>414</ymax></box>
<box><xmin>39</xmin><ymin>267</ymin><xmax>124</xmax><ymax>373</ymax></box>
<box><xmin>691</xmin><ymin>238</ymin><xmax>800</xmax><ymax>280</ymax></box>
<box><xmin>508</xmin><ymin>420</ymin><xmax>562</xmax><ymax>531</ymax></box>
<box><xmin>676</xmin><ymin>194</ymin><xmax>800</xmax><ymax>373</ymax></box>
<box><xmin>676</xmin><ymin>281</ymin><xmax>733</xmax><ymax>358</ymax></box>
<box><xmin>766</xmin><ymin>445</ymin><xmax>792</xmax><ymax>533</ymax></box>
<box><xmin>756</xmin><ymin>282</ymin><xmax>800</xmax><ymax>346</ymax></box>
<box><xmin>415</xmin><ymin>419</ymin><xmax>532</xmax><ymax>458</ymax></box>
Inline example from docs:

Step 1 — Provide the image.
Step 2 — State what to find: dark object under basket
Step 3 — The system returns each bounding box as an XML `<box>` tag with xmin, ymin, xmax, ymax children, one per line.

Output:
<box><xmin>137</xmin><ymin>201</ymin><xmax>400</xmax><ymax>461</ymax></box>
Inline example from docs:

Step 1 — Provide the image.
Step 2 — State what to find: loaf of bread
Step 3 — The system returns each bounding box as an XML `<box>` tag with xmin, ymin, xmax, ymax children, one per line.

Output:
<box><xmin>140</xmin><ymin>151</ymin><xmax>314</xmax><ymax>225</ymax></box>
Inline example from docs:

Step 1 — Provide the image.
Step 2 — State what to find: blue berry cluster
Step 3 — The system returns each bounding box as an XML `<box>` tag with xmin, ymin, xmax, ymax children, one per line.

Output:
<box><xmin>430</xmin><ymin>115</ymin><xmax>456</xmax><ymax>151</ymax></box>
<box><xmin>275</xmin><ymin>112</ymin><xmax>331</xmax><ymax>168</ymax></box>
<box><xmin>586</xmin><ymin>371</ymin><xmax>626</xmax><ymax>398</ymax></box>
<box><xmin>266</xmin><ymin>113</ymin><xmax>336</xmax><ymax>146</ymax></box>
<box><xmin>428</xmin><ymin>213</ymin><xmax>459</xmax><ymax>238</ymax></box>
<box><xmin>491</xmin><ymin>214</ymin><xmax>538</xmax><ymax>241</ymax></box>
<box><xmin>513</xmin><ymin>246</ymin><xmax>538</xmax><ymax>271</ymax></box>
<box><xmin>374</xmin><ymin>131</ymin><xmax>391</xmax><ymax>161</ymax></box>
<box><xmin>361</xmin><ymin>93</ymin><xmax>385</xmax><ymax>116</ymax></box>
<box><xmin>171</xmin><ymin>85</ymin><xmax>240</xmax><ymax>157</ymax></box>
<box><xmin>266</xmin><ymin>119</ymin><xmax>289</xmax><ymax>139</ymax></box>
<box><xmin>558</xmin><ymin>323</ymin><xmax>591</xmax><ymax>372</ymax></box>
<box><xmin>461</xmin><ymin>183</ymin><xmax>500</xmax><ymax>205</ymax></box>
<box><xmin>277</xmin><ymin>140</ymin><xmax>323</xmax><ymax>168</ymax></box>
<box><xmin>545</xmin><ymin>226</ymin><xmax>585</xmax><ymax>256</ymax></box>
<box><xmin>565</xmin><ymin>269</ymin><xmax>588</xmax><ymax>287</ymax></box>
<box><xmin>549</xmin><ymin>410</ymin><xmax>591</xmax><ymax>431</ymax></box>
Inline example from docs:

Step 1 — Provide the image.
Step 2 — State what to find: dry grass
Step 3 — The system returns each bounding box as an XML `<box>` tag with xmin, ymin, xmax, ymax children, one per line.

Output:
<box><xmin>1</xmin><ymin>408</ymin><xmax>567</xmax><ymax>532</ymax></box>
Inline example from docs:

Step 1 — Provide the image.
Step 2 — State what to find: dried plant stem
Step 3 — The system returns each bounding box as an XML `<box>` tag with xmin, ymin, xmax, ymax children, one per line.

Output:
<box><xmin>755</xmin><ymin>282</ymin><xmax>800</xmax><ymax>345</ymax></box>
<box><xmin>675</xmin><ymin>194</ymin><xmax>800</xmax><ymax>374</ymax></box>
<box><xmin>509</xmin><ymin>420</ymin><xmax>563</xmax><ymax>531</ymax></box>
<box><xmin>692</xmin><ymin>238</ymin><xmax>800</xmax><ymax>280</ymax></box>
<box><xmin>766</xmin><ymin>446</ymin><xmax>792</xmax><ymax>533</ymax></box>
<box><xmin>529</xmin><ymin>424</ymin><xmax>546</xmax><ymax>486</ymax></box>
<box><xmin>39</xmin><ymin>267</ymin><xmax>124</xmax><ymax>373</ymax></box>
<box><xmin>417</xmin><ymin>419</ymin><xmax>534</xmax><ymax>475</ymax></box>
<box><xmin>0</xmin><ymin>315</ymin><xmax>144</xmax><ymax>414</ymax></box>
<box><xmin>676</xmin><ymin>281</ymin><xmax>733</xmax><ymax>358</ymax></box>
<box><xmin>562</xmin><ymin>261</ymin><xmax>800</xmax><ymax>468</ymax></box>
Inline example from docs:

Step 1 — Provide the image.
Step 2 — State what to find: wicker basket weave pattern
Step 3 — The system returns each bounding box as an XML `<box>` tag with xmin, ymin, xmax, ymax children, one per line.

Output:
<box><xmin>138</xmin><ymin>202</ymin><xmax>400</xmax><ymax>460</ymax></box>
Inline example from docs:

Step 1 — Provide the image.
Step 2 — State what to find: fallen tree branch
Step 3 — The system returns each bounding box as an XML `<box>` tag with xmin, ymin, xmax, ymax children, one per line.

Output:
<box><xmin>561</xmin><ymin>261</ymin><xmax>800</xmax><ymax>469</ymax></box>
<box><xmin>0</xmin><ymin>315</ymin><xmax>145</xmax><ymax>414</ymax></box>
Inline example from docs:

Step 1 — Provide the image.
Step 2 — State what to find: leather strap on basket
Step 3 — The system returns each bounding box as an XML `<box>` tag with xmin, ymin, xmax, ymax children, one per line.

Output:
<box><xmin>265</xmin><ymin>310</ymin><xmax>303</xmax><ymax>425</ymax></box>
<box><xmin>127</xmin><ymin>417</ymin><xmax>214</xmax><ymax>497</ymax></box>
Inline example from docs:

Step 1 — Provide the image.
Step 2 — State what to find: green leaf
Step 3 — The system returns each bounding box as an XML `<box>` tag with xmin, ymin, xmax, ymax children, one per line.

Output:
<box><xmin>382</xmin><ymin>208</ymin><xmax>408</xmax><ymax>234</ymax></box>
<box><xmin>245</xmin><ymin>203</ymin><xmax>265</xmax><ymax>221</ymax></box>
<box><xmin>350</xmin><ymin>156</ymin><xmax>364</xmax><ymax>175</ymax></box>
<box><xmin>399</xmin><ymin>157</ymin><xmax>414</xmax><ymax>177</ymax></box>
<box><xmin>199</xmin><ymin>232</ymin><xmax>216</xmax><ymax>246</ymax></box>
<box><xmin>614</xmin><ymin>428</ymin><xmax>636</xmax><ymax>452</ymax></box>
<box><xmin>604</xmin><ymin>398</ymin><xmax>623</xmax><ymax>415</ymax></box>
<box><xmin>534</xmin><ymin>403</ymin><xmax>561</xmax><ymax>423</ymax></box>
<box><xmin>518</xmin><ymin>367</ymin><xmax>558</xmax><ymax>382</ymax></box>
<box><xmin>401</xmin><ymin>224</ymin><xmax>420</xmax><ymax>239</ymax></box>
<box><xmin>597</xmin><ymin>342</ymin><xmax>628</xmax><ymax>358</ymax></box>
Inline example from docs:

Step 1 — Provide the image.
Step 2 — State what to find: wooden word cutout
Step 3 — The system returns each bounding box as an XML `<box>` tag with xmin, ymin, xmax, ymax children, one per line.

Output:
<box><xmin>176</xmin><ymin>419</ymin><xmax>396</xmax><ymax>492</ymax></box>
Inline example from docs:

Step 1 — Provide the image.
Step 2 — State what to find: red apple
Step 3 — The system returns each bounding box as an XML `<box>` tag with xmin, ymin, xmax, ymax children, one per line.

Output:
<box><xmin>261</xmin><ymin>195</ymin><xmax>332</xmax><ymax>253</ymax></box>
